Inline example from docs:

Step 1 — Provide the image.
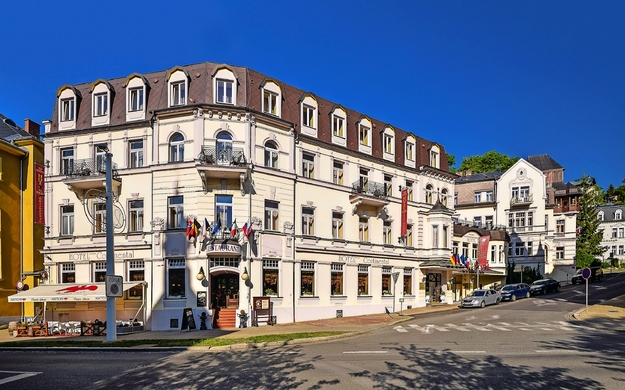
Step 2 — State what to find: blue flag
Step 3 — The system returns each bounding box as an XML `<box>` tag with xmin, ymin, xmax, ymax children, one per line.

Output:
<box><xmin>212</xmin><ymin>218</ymin><xmax>221</xmax><ymax>234</ymax></box>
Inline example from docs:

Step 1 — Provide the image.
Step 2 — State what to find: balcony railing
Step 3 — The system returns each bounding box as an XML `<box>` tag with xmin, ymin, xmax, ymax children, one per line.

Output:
<box><xmin>197</xmin><ymin>146</ymin><xmax>247</xmax><ymax>167</ymax></box>
<box><xmin>510</xmin><ymin>194</ymin><xmax>533</xmax><ymax>206</ymax></box>
<box><xmin>351</xmin><ymin>179</ymin><xmax>389</xmax><ymax>199</ymax></box>
<box><xmin>62</xmin><ymin>158</ymin><xmax>119</xmax><ymax>179</ymax></box>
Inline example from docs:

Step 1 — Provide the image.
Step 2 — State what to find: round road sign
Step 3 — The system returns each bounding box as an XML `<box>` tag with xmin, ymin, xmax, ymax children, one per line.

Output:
<box><xmin>581</xmin><ymin>267</ymin><xmax>591</xmax><ymax>280</ymax></box>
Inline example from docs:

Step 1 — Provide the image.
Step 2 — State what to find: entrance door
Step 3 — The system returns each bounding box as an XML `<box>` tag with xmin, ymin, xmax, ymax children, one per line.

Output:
<box><xmin>212</xmin><ymin>274</ymin><xmax>239</xmax><ymax>308</ymax></box>
<box><xmin>426</xmin><ymin>273</ymin><xmax>442</xmax><ymax>302</ymax></box>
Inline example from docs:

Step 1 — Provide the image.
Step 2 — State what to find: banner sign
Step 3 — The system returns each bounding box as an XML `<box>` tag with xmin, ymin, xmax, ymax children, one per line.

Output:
<box><xmin>401</xmin><ymin>188</ymin><xmax>408</xmax><ymax>237</ymax></box>
<box><xmin>35</xmin><ymin>163</ymin><xmax>45</xmax><ymax>225</ymax></box>
<box><xmin>477</xmin><ymin>236</ymin><xmax>490</xmax><ymax>267</ymax></box>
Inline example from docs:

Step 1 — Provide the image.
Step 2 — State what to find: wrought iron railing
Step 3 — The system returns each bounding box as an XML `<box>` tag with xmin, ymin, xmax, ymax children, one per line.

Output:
<box><xmin>351</xmin><ymin>179</ymin><xmax>389</xmax><ymax>199</ymax></box>
<box><xmin>62</xmin><ymin>158</ymin><xmax>119</xmax><ymax>179</ymax></box>
<box><xmin>197</xmin><ymin>146</ymin><xmax>247</xmax><ymax>166</ymax></box>
<box><xmin>510</xmin><ymin>194</ymin><xmax>533</xmax><ymax>205</ymax></box>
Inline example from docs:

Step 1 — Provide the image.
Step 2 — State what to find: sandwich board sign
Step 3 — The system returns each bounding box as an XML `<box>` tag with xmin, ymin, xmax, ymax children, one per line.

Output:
<box><xmin>105</xmin><ymin>275</ymin><xmax>123</xmax><ymax>297</ymax></box>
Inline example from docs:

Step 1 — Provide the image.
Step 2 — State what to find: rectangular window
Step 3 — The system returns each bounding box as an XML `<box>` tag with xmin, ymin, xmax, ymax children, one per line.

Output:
<box><xmin>485</xmin><ymin>215</ymin><xmax>493</xmax><ymax>229</ymax></box>
<box><xmin>473</xmin><ymin>216</ymin><xmax>483</xmax><ymax>227</ymax></box>
<box><xmin>619</xmin><ymin>228</ymin><xmax>624</xmax><ymax>238</ymax></box>
<box><xmin>302</xmin><ymin>153</ymin><xmax>315</xmax><ymax>179</ymax></box>
<box><xmin>515</xmin><ymin>212</ymin><xmax>526</xmax><ymax>229</ymax></box>
<box><xmin>94</xmin><ymin>93</ymin><xmax>108</xmax><ymax>117</ymax></box>
<box><xmin>263</xmin><ymin>90</ymin><xmax>277</xmax><ymax>115</ymax></box>
<box><xmin>359</xmin><ymin>217</ymin><xmax>369</xmax><ymax>242</ymax></box>
<box><xmin>333</xmin><ymin>161</ymin><xmax>344</xmax><ymax>185</ymax></box>
<box><xmin>61</xmin><ymin>98</ymin><xmax>74</xmax><ymax>121</ymax></box>
<box><xmin>486</xmin><ymin>191</ymin><xmax>493</xmax><ymax>202</ymax></box>
<box><xmin>527</xmin><ymin>212</ymin><xmax>534</xmax><ymax>232</ymax></box>
<box><xmin>432</xmin><ymin>225</ymin><xmax>439</xmax><ymax>248</ymax></box>
<box><xmin>216</xmin><ymin>79</ymin><xmax>233</xmax><ymax>104</ymax></box>
<box><xmin>491</xmin><ymin>245</ymin><xmax>496</xmax><ymax>263</ymax></box>
<box><xmin>556</xmin><ymin>247</ymin><xmax>565</xmax><ymax>260</ymax></box>
<box><xmin>61</xmin><ymin>263</ymin><xmax>76</xmax><ymax>283</ymax></box>
<box><xmin>463</xmin><ymin>243</ymin><xmax>469</xmax><ymax>258</ymax></box>
<box><xmin>443</xmin><ymin>225</ymin><xmax>448</xmax><ymax>248</ymax></box>
<box><xmin>358</xmin><ymin>265</ymin><xmax>369</xmax><ymax>295</ymax></box>
<box><xmin>403</xmin><ymin>268</ymin><xmax>413</xmax><ymax>295</ymax></box>
<box><xmin>215</xmin><ymin>195</ymin><xmax>233</xmax><ymax>230</ymax></box>
<box><xmin>332</xmin><ymin>212</ymin><xmax>343</xmax><ymax>239</ymax></box>
<box><xmin>95</xmin><ymin>145</ymin><xmax>106</xmax><ymax>173</ymax></box>
<box><xmin>128</xmin><ymin>200</ymin><xmax>144</xmax><ymax>232</ymax></box>
<box><xmin>263</xmin><ymin>260</ymin><xmax>280</xmax><ymax>296</ymax></box>
<box><xmin>302</xmin><ymin>105</ymin><xmax>315</xmax><ymax>128</ymax></box>
<box><xmin>454</xmin><ymin>192</ymin><xmax>458</xmax><ymax>206</ymax></box>
<box><xmin>129</xmin><ymin>139</ymin><xmax>144</xmax><ymax>168</ymax></box>
<box><xmin>333</xmin><ymin>115</ymin><xmax>344</xmax><ymax>137</ymax></box>
<box><xmin>619</xmin><ymin>245</ymin><xmax>624</xmax><ymax>255</ymax></box>
<box><xmin>382</xmin><ymin>267</ymin><xmax>392</xmax><ymax>295</ymax></box>
<box><xmin>359</xmin><ymin>168</ymin><xmax>369</xmax><ymax>192</ymax></box>
<box><xmin>384</xmin><ymin>134</ymin><xmax>393</xmax><ymax>153</ymax></box>
<box><xmin>302</xmin><ymin>207</ymin><xmax>315</xmax><ymax>236</ymax></box>
<box><xmin>129</xmin><ymin>88</ymin><xmax>144</xmax><ymax>112</ymax></box>
<box><xmin>61</xmin><ymin>205</ymin><xmax>74</xmax><ymax>236</ymax></box>
<box><xmin>127</xmin><ymin>260</ymin><xmax>145</xmax><ymax>300</ymax></box>
<box><xmin>93</xmin><ymin>262</ymin><xmax>106</xmax><ymax>283</ymax></box>
<box><xmin>474</xmin><ymin>192</ymin><xmax>482</xmax><ymax>203</ymax></box>
<box><xmin>405</xmin><ymin>142</ymin><xmax>414</xmax><ymax>161</ymax></box>
<box><xmin>167</xmin><ymin>259</ymin><xmax>186</xmax><ymax>298</ymax></box>
<box><xmin>472</xmin><ymin>244</ymin><xmax>478</xmax><ymax>259</ymax></box>
<box><xmin>331</xmin><ymin>263</ymin><xmax>344</xmax><ymax>296</ymax></box>
<box><xmin>265</xmin><ymin>200</ymin><xmax>279</xmax><ymax>231</ymax></box>
<box><xmin>359</xmin><ymin>125</ymin><xmax>370</xmax><ymax>145</ymax></box>
<box><xmin>171</xmin><ymin>82</ymin><xmax>186</xmax><ymax>106</ymax></box>
<box><xmin>94</xmin><ymin>203</ymin><xmax>106</xmax><ymax>234</ymax></box>
<box><xmin>515</xmin><ymin>243</ymin><xmax>524</xmax><ymax>256</ymax></box>
<box><xmin>527</xmin><ymin>241</ymin><xmax>534</xmax><ymax>256</ymax></box>
<box><xmin>406</xmin><ymin>224</ymin><xmax>413</xmax><ymax>247</ymax></box>
<box><xmin>383</xmin><ymin>221</ymin><xmax>392</xmax><ymax>245</ymax></box>
<box><xmin>301</xmin><ymin>262</ymin><xmax>315</xmax><ymax>296</ymax></box>
<box><xmin>430</xmin><ymin>151</ymin><xmax>438</xmax><ymax>167</ymax></box>
<box><xmin>406</xmin><ymin>181</ymin><xmax>413</xmax><ymax>201</ymax></box>
<box><xmin>520</xmin><ymin>186</ymin><xmax>530</xmax><ymax>197</ymax></box>
<box><xmin>384</xmin><ymin>175</ymin><xmax>393</xmax><ymax>197</ymax></box>
<box><xmin>557</xmin><ymin>220</ymin><xmax>565</xmax><ymax>234</ymax></box>
<box><xmin>167</xmin><ymin>196</ymin><xmax>184</xmax><ymax>229</ymax></box>
<box><xmin>61</xmin><ymin>148</ymin><xmax>74</xmax><ymax>175</ymax></box>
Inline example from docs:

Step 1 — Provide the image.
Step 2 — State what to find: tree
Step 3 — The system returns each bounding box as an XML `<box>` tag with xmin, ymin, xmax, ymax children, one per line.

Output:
<box><xmin>605</xmin><ymin>183</ymin><xmax>625</xmax><ymax>204</ymax></box>
<box><xmin>458</xmin><ymin>151</ymin><xmax>519</xmax><ymax>174</ymax></box>
<box><xmin>576</xmin><ymin>174</ymin><xmax>607</xmax><ymax>268</ymax></box>
<box><xmin>446</xmin><ymin>153</ymin><xmax>457</xmax><ymax>173</ymax></box>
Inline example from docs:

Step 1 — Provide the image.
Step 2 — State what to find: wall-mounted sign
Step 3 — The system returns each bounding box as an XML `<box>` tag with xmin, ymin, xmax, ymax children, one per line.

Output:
<box><xmin>205</xmin><ymin>243</ymin><xmax>241</xmax><ymax>255</ymax></box>
<box><xmin>67</xmin><ymin>251</ymin><xmax>136</xmax><ymax>261</ymax></box>
<box><xmin>338</xmin><ymin>256</ymin><xmax>389</xmax><ymax>265</ymax></box>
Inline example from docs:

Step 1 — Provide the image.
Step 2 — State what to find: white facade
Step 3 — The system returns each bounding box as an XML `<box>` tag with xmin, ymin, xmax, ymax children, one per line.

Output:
<box><xmin>598</xmin><ymin>205</ymin><xmax>625</xmax><ymax>266</ymax></box>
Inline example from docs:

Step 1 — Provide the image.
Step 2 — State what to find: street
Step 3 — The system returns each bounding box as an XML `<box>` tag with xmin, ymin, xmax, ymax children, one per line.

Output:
<box><xmin>2</xmin><ymin>273</ymin><xmax>624</xmax><ymax>389</ymax></box>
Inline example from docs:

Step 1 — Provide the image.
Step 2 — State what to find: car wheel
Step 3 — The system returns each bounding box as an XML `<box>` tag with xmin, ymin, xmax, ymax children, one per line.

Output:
<box><xmin>556</xmin><ymin>285</ymin><xmax>560</xmax><ymax>292</ymax></box>
<box><xmin>511</xmin><ymin>295</ymin><xmax>516</xmax><ymax>301</ymax></box>
<box><xmin>496</xmin><ymin>298</ymin><xmax>501</xmax><ymax>305</ymax></box>
<box><xmin>526</xmin><ymin>291</ymin><xmax>531</xmax><ymax>298</ymax></box>
<box><xmin>480</xmin><ymin>300</ymin><xmax>485</xmax><ymax>308</ymax></box>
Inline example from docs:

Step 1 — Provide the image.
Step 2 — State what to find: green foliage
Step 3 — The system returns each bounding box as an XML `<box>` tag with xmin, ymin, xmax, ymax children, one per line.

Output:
<box><xmin>605</xmin><ymin>183</ymin><xmax>625</xmax><ymax>204</ymax></box>
<box><xmin>576</xmin><ymin>174</ymin><xmax>607</xmax><ymax>264</ymax></box>
<box><xmin>446</xmin><ymin>153</ymin><xmax>457</xmax><ymax>173</ymax></box>
<box><xmin>458</xmin><ymin>150</ymin><xmax>519</xmax><ymax>174</ymax></box>
<box><xmin>521</xmin><ymin>266</ymin><xmax>543</xmax><ymax>284</ymax></box>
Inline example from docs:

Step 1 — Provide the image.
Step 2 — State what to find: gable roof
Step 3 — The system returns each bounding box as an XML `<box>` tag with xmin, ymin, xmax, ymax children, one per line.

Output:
<box><xmin>527</xmin><ymin>154</ymin><xmax>563</xmax><ymax>171</ymax></box>
<box><xmin>0</xmin><ymin>113</ymin><xmax>33</xmax><ymax>141</ymax></box>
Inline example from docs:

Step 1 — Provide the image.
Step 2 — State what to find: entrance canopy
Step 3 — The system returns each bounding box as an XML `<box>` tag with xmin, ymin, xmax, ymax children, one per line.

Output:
<box><xmin>8</xmin><ymin>283</ymin><xmax>141</xmax><ymax>303</ymax></box>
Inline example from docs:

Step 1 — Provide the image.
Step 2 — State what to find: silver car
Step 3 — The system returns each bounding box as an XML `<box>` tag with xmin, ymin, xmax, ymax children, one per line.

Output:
<box><xmin>461</xmin><ymin>289</ymin><xmax>501</xmax><ymax>308</ymax></box>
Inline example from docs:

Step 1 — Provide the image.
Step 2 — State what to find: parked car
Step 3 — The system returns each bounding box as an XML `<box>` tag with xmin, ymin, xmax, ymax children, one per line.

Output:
<box><xmin>460</xmin><ymin>289</ymin><xmax>501</xmax><ymax>308</ymax></box>
<box><xmin>499</xmin><ymin>283</ymin><xmax>531</xmax><ymax>301</ymax></box>
<box><xmin>571</xmin><ymin>267</ymin><xmax>604</xmax><ymax>284</ymax></box>
<box><xmin>530</xmin><ymin>279</ymin><xmax>561</xmax><ymax>295</ymax></box>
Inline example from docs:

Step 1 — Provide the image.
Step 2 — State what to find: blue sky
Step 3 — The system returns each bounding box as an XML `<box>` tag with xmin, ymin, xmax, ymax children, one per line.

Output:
<box><xmin>1</xmin><ymin>1</ymin><xmax>623</xmax><ymax>189</ymax></box>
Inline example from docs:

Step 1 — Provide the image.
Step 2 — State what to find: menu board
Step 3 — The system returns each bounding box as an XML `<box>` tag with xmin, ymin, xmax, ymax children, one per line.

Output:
<box><xmin>181</xmin><ymin>308</ymin><xmax>197</xmax><ymax>331</ymax></box>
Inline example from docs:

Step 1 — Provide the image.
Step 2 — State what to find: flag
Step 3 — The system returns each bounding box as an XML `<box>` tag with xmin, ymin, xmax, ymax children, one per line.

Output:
<box><xmin>245</xmin><ymin>223</ymin><xmax>253</xmax><ymax>239</ymax></box>
<box><xmin>230</xmin><ymin>219</ymin><xmax>238</xmax><ymax>237</ymax></box>
<box><xmin>242</xmin><ymin>222</ymin><xmax>249</xmax><ymax>237</ymax></box>
<box><xmin>203</xmin><ymin>218</ymin><xmax>210</xmax><ymax>237</ymax></box>
<box><xmin>450</xmin><ymin>254</ymin><xmax>455</xmax><ymax>266</ymax></box>
<box><xmin>212</xmin><ymin>217</ymin><xmax>221</xmax><ymax>234</ymax></box>
<box><xmin>193</xmin><ymin>218</ymin><xmax>201</xmax><ymax>237</ymax></box>
<box><xmin>186</xmin><ymin>220</ymin><xmax>198</xmax><ymax>240</ymax></box>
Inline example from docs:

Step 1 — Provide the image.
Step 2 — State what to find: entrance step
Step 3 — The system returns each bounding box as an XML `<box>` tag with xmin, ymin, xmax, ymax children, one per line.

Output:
<box><xmin>214</xmin><ymin>308</ymin><xmax>237</xmax><ymax>329</ymax></box>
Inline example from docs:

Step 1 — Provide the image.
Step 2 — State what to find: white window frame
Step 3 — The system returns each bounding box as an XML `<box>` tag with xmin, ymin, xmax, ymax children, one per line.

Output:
<box><xmin>129</xmin><ymin>87</ymin><xmax>144</xmax><ymax>112</ymax></box>
<box><xmin>61</xmin><ymin>263</ymin><xmax>76</xmax><ymax>284</ymax></box>
<box><xmin>216</xmin><ymin>79</ymin><xmax>234</xmax><ymax>104</ymax></box>
<box><xmin>127</xmin><ymin>260</ymin><xmax>145</xmax><ymax>300</ymax></box>
<box><xmin>93</xmin><ymin>93</ymin><xmax>108</xmax><ymax>117</ymax></box>
<box><xmin>302</xmin><ymin>207</ymin><xmax>315</xmax><ymax>236</ymax></box>
<box><xmin>167</xmin><ymin>259</ymin><xmax>186</xmax><ymax>299</ymax></box>
<box><xmin>167</xmin><ymin>196</ymin><xmax>184</xmax><ymax>230</ymax></box>
<box><xmin>94</xmin><ymin>203</ymin><xmax>106</xmax><ymax>234</ymax></box>
<box><xmin>333</xmin><ymin>160</ymin><xmax>344</xmax><ymax>185</ymax></box>
<box><xmin>302</xmin><ymin>152</ymin><xmax>315</xmax><ymax>179</ymax></box>
<box><xmin>333</xmin><ymin>114</ymin><xmax>345</xmax><ymax>138</ymax></box>
<box><xmin>169</xmin><ymin>133</ymin><xmax>184</xmax><ymax>162</ymax></box>
<box><xmin>61</xmin><ymin>148</ymin><xmax>74</xmax><ymax>175</ymax></box>
<box><xmin>358</xmin><ymin>265</ymin><xmax>369</xmax><ymax>296</ymax></box>
<box><xmin>60</xmin><ymin>205</ymin><xmax>74</xmax><ymax>236</ymax></box>
<box><xmin>128</xmin><ymin>200</ymin><xmax>144</xmax><ymax>233</ymax></box>
<box><xmin>359</xmin><ymin>217</ymin><xmax>369</xmax><ymax>242</ymax></box>
<box><xmin>331</xmin><ymin>263</ymin><xmax>344</xmax><ymax>296</ymax></box>
<box><xmin>93</xmin><ymin>261</ymin><xmax>106</xmax><ymax>283</ymax></box>
<box><xmin>60</xmin><ymin>98</ymin><xmax>75</xmax><ymax>122</ymax></box>
<box><xmin>129</xmin><ymin>139</ymin><xmax>144</xmax><ymax>168</ymax></box>
<box><xmin>383</xmin><ymin>221</ymin><xmax>392</xmax><ymax>245</ymax></box>
<box><xmin>263</xmin><ymin>260</ymin><xmax>280</xmax><ymax>296</ymax></box>
<box><xmin>171</xmin><ymin>81</ymin><xmax>186</xmax><ymax>106</ymax></box>
<box><xmin>302</xmin><ymin>105</ymin><xmax>315</xmax><ymax>129</ymax></box>
<box><xmin>264</xmin><ymin>141</ymin><xmax>279</xmax><ymax>168</ymax></box>
<box><xmin>332</xmin><ymin>212</ymin><xmax>344</xmax><ymax>239</ymax></box>
<box><xmin>301</xmin><ymin>261</ymin><xmax>315</xmax><ymax>296</ymax></box>
<box><xmin>265</xmin><ymin>200</ymin><xmax>279</xmax><ymax>231</ymax></box>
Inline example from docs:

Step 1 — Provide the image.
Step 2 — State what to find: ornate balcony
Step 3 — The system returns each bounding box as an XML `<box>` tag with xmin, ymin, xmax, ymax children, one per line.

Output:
<box><xmin>62</xmin><ymin>158</ymin><xmax>121</xmax><ymax>200</ymax></box>
<box><xmin>196</xmin><ymin>146</ymin><xmax>248</xmax><ymax>195</ymax></box>
<box><xmin>510</xmin><ymin>194</ymin><xmax>533</xmax><ymax>206</ymax></box>
<box><xmin>349</xmin><ymin>179</ymin><xmax>390</xmax><ymax>215</ymax></box>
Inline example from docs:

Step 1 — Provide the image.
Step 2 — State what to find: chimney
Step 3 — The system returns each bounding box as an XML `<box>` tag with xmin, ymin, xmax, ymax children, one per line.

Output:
<box><xmin>24</xmin><ymin>119</ymin><xmax>40</xmax><ymax>137</ymax></box>
<box><xmin>465</xmin><ymin>170</ymin><xmax>472</xmax><ymax>176</ymax></box>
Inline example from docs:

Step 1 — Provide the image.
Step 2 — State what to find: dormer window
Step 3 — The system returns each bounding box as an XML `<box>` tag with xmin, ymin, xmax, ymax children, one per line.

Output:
<box><xmin>217</xmin><ymin>79</ymin><xmax>233</xmax><ymax>104</ymax></box>
<box><xmin>616</xmin><ymin>210</ymin><xmax>622</xmax><ymax>220</ymax></box>
<box><xmin>129</xmin><ymin>88</ymin><xmax>143</xmax><ymax>112</ymax></box>
<box><xmin>94</xmin><ymin>93</ymin><xmax>108</xmax><ymax>117</ymax></box>
<box><xmin>167</xmin><ymin>68</ymin><xmax>189</xmax><ymax>107</ymax></box>
<box><xmin>300</xmin><ymin>95</ymin><xmax>318</xmax><ymax>137</ymax></box>
<box><xmin>171</xmin><ymin>81</ymin><xmax>186</xmax><ymax>106</ymax></box>
<box><xmin>57</xmin><ymin>85</ymin><xmax>79</xmax><ymax>130</ymax></box>
<box><xmin>125</xmin><ymin>74</ymin><xmax>148</xmax><ymax>122</ymax></box>
<box><xmin>430</xmin><ymin>144</ymin><xmax>441</xmax><ymax>169</ymax></box>
<box><xmin>331</xmin><ymin>106</ymin><xmax>347</xmax><ymax>146</ymax></box>
<box><xmin>261</xmin><ymin>80</ymin><xmax>281</xmax><ymax>116</ymax></box>
<box><xmin>91</xmin><ymin>80</ymin><xmax>113</xmax><ymax>126</ymax></box>
<box><xmin>598</xmin><ymin>211</ymin><xmax>604</xmax><ymax>221</ymax></box>
<box><xmin>358</xmin><ymin>117</ymin><xmax>372</xmax><ymax>155</ymax></box>
<box><xmin>61</xmin><ymin>98</ymin><xmax>74</xmax><ymax>121</ymax></box>
<box><xmin>383</xmin><ymin>126</ymin><xmax>395</xmax><ymax>162</ymax></box>
<box><xmin>405</xmin><ymin>135</ymin><xmax>416</xmax><ymax>168</ymax></box>
<box><xmin>212</xmin><ymin>66</ymin><xmax>238</xmax><ymax>106</ymax></box>
<box><xmin>359</xmin><ymin>125</ymin><xmax>369</xmax><ymax>145</ymax></box>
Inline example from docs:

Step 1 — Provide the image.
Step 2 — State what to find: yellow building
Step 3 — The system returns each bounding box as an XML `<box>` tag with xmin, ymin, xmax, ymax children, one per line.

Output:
<box><xmin>0</xmin><ymin>114</ymin><xmax>45</xmax><ymax>321</ymax></box>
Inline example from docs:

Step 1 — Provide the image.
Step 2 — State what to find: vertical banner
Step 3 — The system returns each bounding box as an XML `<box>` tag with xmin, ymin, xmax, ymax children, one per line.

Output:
<box><xmin>401</xmin><ymin>188</ymin><xmax>408</xmax><ymax>237</ymax></box>
<box><xmin>477</xmin><ymin>235</ymin><xmax>490</xmax><ymax>267</ymax></box>
<box><xmin>34</xmin><ymin>163</ymin><xmax>45</xmax><ymax>225</ymax></box>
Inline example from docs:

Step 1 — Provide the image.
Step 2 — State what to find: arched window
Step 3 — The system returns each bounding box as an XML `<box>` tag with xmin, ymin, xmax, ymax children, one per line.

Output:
<box><xmin>216</xmin><ymin>132</ymin><xmax>233</xmax><ymax>165</ymax></box>
<box><xmin>264</xmin><ymin>141</ymin><xmax>278</xmax><ymax>168</ymax></box>
<box><xmin>441</xmin><ymin>188</ymin><xmax>448</xmax><ymax>206</ymax></box>
<box><xmin>616</xmin><ymin>210</ymin><xmax>623</xmax><ymax>220</ymax></box>
<box><xmin>425</xmin><ymin>184</ymin><xmax>434</xmax><ymax>204</ymax></box>
<box><xmin>169</xmin><ymin>133</ymin><xmax>184</xmax><ymax>162</ymax></box>
<box><xmin>598</xmin><ymin>211</ymin><xmax>604</xmax><ymax>221</ymax></box>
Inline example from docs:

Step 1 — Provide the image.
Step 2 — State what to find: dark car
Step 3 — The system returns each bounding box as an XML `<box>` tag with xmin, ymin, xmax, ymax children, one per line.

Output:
<box><xmin>571</xmin><ymin>267</ymin><xmax>603</xmax><ymax>284</ymax></box>
<box><xmin>530</xmin><ymin>279</ymin><xmax>560</xmax><ymax>295</ymax></box>
<box><xmin>499</xmin><ymin>283</ymin><xmax>531</xmax><ymax>301</ymax></box>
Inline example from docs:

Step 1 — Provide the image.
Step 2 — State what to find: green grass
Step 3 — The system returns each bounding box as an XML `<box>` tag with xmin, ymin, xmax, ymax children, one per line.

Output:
<box><xmin>0</xmin><ymin>331</ymin><xmax>346</xmax><ymax>348</ymax></box>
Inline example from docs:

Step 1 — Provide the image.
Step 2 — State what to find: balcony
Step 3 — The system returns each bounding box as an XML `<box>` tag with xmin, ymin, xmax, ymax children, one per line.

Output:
<box><xmin>196</xmin><ymin>146</ymin><xmax>248</xmax><ymax>194</ymax></box>
<box><xmin>349</xmin><ymin>179</ymin><xmax>390</xmax><ymax>215</ymax></box>
<box><xmin>510</xmin><ymin>194</ymin><xmax>533</xmax><ymax>206</ymax></box>
<box><xmin>62</xmin><ymin>158</ymin><xmax>121</xmax><ymax>200</ymax></box>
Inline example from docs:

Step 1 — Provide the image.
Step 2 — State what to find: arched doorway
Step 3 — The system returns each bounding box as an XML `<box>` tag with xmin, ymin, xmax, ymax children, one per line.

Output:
<box><xmin>211</xmin><ymin>273</ymin><xmax>240</xmax><ymax>309</ymax></box>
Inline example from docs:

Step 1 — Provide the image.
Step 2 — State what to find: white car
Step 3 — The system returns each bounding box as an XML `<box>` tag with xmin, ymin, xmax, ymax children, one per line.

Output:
<box><xmin>461</xmin><ymin>289</ymin><xmax>501</xmax><ymax>308</ymax></box>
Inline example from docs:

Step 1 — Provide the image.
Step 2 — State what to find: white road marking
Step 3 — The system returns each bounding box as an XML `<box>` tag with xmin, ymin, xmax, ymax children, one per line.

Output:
<box><xmin>486</xmin><ymin>323</ymin><xmax>511</xmax><ymax>331</ymax></box>
<box><xmin>0</xmin><ymin>371</ymin><xmax>42</xmax><ymax>385</ymax></box>
<box><xmin>394</xmin><ymin>326</ymin><xmax>408</xmax><ymax>333</ymax></box>
<box><xmin>445</xmin><ymin>323</ymin><xmax>470</xmax><ymax>331</ymax></box>
<box><xmin>450</xmin><ymin>351</ymin><xmax>486</xmax><ymax>354</ymax></box>
<box><xmin>462</xmin><ymin>323</ymin><xmax>491</xmax><ymax>331</ymax></box>
<box><xmin>534</xmin><ymin>350</ymin><xmax>580</xmax><ymax>354</ymax></box>
<box><xmin>343</xmin><ymin>351</ymin><xmax>389</xmax><ymax>354</ymax></box>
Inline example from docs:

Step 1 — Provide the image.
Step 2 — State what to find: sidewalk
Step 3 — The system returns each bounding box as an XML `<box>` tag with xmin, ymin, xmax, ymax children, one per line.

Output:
<box><xmin>569</xmin><ymin>293</ymin><xmax>625</xmax><ymax>332</ymax></box>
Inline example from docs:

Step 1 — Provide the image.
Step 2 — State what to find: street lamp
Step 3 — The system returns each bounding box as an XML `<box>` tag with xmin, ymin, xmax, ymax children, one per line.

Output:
<box><xmin>241</xmin><ymin>267</ymin><xmax>249</xmax><ymax>281</ymax></box>
<box><xmin>196</xmin><ymin>267</ymin><xmax>205</xmax><ymax>281</ymax></box>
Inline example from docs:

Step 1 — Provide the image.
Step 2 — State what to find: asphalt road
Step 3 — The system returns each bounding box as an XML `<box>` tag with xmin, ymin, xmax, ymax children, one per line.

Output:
<box><xmin>2</xmin><ymin>274</ymin><xmax>624</xmax><ymax>389</ymax></box>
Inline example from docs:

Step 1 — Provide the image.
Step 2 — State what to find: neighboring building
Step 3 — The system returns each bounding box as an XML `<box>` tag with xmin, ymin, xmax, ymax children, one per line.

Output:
<box><xmin>0</xmin><ymin>114</ymin><xmax>45</xmax><ymax>322</ymax></box>
<box><xmin>29</xmin><ymin>61</ymin><xmax>458</xmax><ymax>331</ymax></box>
<box><xmin>454</xmin><ymin>157</ymin><xmax>577</xmax><ymax>282</ymax></box>
<box><xmin>598</xmin><ymin>204</ymin><xmax>625</xmax><ymax>266</ymax></box>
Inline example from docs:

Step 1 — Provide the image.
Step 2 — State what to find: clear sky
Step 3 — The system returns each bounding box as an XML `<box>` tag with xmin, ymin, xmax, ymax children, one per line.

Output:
<box><xmin>1</xmin><ymin>1</ymin><xmax>623</xmax><ymax>189</ymax></box>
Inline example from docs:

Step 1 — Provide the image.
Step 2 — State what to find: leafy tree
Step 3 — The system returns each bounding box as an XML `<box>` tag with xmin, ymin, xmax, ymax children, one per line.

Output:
<box><xmin>446</xmin><ymin>153</ymin><xmax>457</xmax><ymax>173</ymax></box>
<box><xmin>576</xmin><ymin>174</ymin><xmax>606</xmax><ymax>268</ymax></box>
<box><xmin>605</xmin><ymin>183</ymin><xmax>625</xmax><ymax>204</ymax></box>
<box><xmin>458</xmin><ymin>151</ymin><xmax>519</xmax><ymax>174</ymax></box>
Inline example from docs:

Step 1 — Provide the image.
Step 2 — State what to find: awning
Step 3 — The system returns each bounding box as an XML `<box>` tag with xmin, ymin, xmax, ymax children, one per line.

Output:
<box><xmin>8</xmin><ymin>283</ymin><xmax>142</xmax><ymax>303</ymax></box>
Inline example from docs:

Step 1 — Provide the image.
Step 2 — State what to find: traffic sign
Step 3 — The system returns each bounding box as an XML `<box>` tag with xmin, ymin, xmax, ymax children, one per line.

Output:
<box><xmin>105</xmin><ymin>275</ymin><xmax>123</xmax><ymax>297</ymax></box>
<box><xmin>581</xmin><ymin>267</ymin><xmax>591</xmax><ymax>280</ymax></box>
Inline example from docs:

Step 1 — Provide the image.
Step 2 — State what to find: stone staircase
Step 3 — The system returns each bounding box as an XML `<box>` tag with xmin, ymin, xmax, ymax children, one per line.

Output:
<box><xmin>214</xmin><ymin>308</ymin><xmax>237</xmax><ymax>329</ymax></box>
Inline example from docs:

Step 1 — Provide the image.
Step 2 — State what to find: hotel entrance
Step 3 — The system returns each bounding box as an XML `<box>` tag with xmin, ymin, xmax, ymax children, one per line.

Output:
<box><xmin>211</xmin><ymin>274</ymin><xmax>240</xmax><ymax>309</ymax></box>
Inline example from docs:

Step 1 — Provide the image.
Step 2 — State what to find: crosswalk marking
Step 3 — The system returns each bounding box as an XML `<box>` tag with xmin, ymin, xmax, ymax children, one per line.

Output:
<box><xmin>0</xmin><ymin>371</ymin><xmax>42</xmax><ymax>386</ymax></box>
<box><xmin>395</xmin><ymin>320</ymin><xmax>586</xmax><ymax>333</ymax></box>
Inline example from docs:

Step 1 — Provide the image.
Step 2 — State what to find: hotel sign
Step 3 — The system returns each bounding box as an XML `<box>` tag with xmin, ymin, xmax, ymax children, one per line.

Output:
<box><xmin>67</xmin><ymin>251</ymin><xmax>136</xmax><ymax>261</ymax></box>
<box><xmin>338</xmin><ymin>255</ymin><xmax>389</xmax><ymax>265</ymax></box>
<box><xmin>206</xmin><ymin>243</ymin><xmax>241</xmax><ymax>255</ymax></box>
